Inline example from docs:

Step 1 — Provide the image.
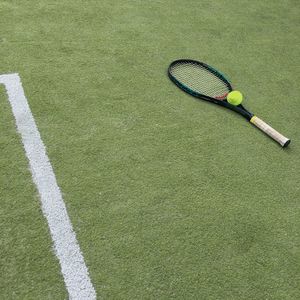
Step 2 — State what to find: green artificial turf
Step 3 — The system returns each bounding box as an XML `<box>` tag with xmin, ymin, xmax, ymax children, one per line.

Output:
<box><xmin>0</xmin><ymin>0</ymin><xmax>299</xmax><ymax>299</ymax></box>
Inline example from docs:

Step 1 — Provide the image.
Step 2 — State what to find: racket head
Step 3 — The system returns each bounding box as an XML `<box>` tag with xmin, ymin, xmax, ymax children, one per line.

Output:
<box><xmin>168</xmin><ymin>59</ymin><xmax>233</xmax><ymax>102</ymax></box>
<box><xmin>168</xmin><ymin>59</ymin><xmax>253</xmax><ymax>120</ymax></box>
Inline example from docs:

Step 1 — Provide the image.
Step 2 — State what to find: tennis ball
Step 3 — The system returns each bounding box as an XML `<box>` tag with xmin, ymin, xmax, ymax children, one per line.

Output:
<box><xmin>227</xmin><ymin>90</ymin><xmax>243</xmax><ymax>106</ymax></box>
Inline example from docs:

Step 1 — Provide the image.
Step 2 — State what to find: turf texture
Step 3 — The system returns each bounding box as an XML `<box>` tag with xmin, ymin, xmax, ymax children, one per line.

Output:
<box><xmin>0</xmin><ymin>0</ymin><xmax>299</xmax><ymax>299</ymax></box>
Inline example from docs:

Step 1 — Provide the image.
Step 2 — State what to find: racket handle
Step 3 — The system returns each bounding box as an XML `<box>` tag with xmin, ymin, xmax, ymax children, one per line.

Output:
<box><xmin>250</xmin><ymin>116</ymin><xmax>291</xmax><ymax>147</ymax></box>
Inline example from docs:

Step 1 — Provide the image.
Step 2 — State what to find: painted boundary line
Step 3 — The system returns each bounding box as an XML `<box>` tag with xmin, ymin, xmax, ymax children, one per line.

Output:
<box><xmin>0</xmin><ymin>74</ymin><xmax>96</xmax><ymax>300</ymax></box>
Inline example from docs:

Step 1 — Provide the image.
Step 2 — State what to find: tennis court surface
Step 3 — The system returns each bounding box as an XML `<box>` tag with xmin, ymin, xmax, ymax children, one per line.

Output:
<box><xmin>1</xmin><ymin>1</ymin><xmax>299</xmax><ymax>299</ymax></box>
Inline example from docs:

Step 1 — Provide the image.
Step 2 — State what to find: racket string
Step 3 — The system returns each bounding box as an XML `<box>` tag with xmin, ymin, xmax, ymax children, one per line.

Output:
<box><xmin>170</xmin><ymin>62</ymin><xmax>230</xmax><ymax>99</ymax></box>
<box><xmin>172</xmin><ymin>64</ymin><xmax>227</xmax><ymax>97</ymax></box>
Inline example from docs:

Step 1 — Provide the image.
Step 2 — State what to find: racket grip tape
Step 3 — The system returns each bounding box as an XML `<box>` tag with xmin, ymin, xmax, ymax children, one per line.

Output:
<box><xmin>250</xmin><ymin>116</ymin><xmax>291</xmax><ymax>147</ymax></box>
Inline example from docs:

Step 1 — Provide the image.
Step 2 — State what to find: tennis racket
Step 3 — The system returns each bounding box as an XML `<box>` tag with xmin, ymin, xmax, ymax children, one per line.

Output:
<box><xmin>168</xmin><ymin>59</ymin><xmax>290</xmax><ymax>147</ymax></box>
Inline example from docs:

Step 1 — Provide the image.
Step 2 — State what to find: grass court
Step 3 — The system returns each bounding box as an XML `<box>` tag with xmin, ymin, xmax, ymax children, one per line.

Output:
<box><xmin>0</xmin><ymin>1</ymin><xmax>299</xmax><ymax>299</ymax></box>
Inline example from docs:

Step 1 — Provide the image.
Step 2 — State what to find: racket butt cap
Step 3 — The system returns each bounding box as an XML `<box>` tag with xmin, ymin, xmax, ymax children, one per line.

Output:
<box><xmin>283</xmin><ymin>139</ymin><xmax>291</xmax><ymax>148</ymax></box>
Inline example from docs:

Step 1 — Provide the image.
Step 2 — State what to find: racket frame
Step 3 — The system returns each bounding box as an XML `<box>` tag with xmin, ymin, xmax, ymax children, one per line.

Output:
<box><xmin>168</xmin><ymin>59</ymin><xmax>291</xmax><ymax>148</ymax></box>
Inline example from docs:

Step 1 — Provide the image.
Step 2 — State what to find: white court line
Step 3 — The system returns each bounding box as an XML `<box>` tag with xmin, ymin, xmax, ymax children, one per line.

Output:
<box><xmin>0</xmin><ymin>74</ymin><xmax>96</xmax><ymax>300</ymax></box>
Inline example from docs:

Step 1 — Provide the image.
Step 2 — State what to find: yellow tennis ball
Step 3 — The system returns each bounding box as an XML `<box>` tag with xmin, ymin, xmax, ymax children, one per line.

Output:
<box><xmin>227</xmin><ymin>90</ymin><xmax>243</xmax><ymax>106</ymax></box>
